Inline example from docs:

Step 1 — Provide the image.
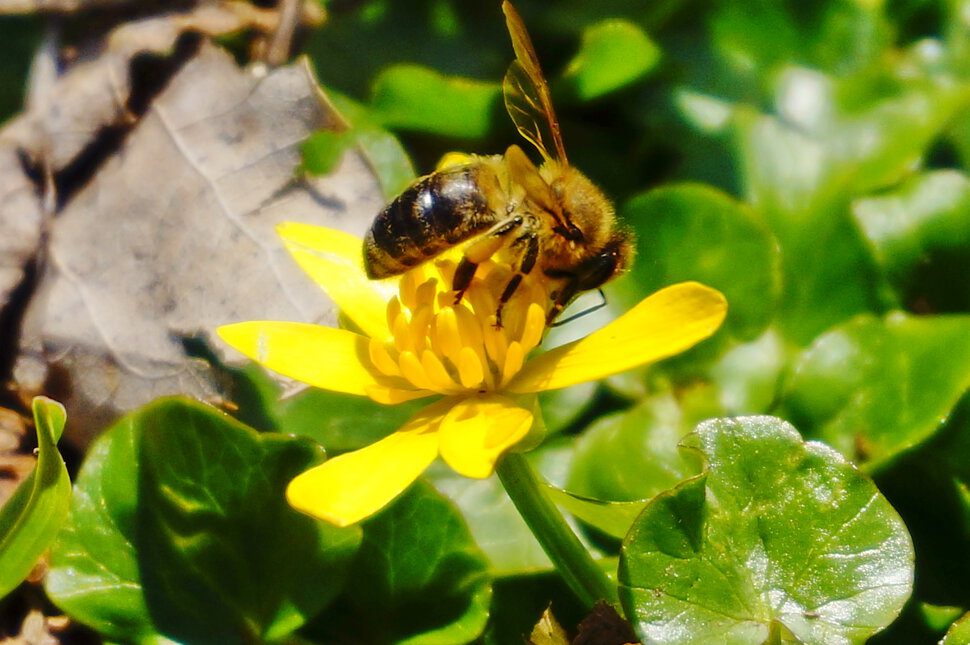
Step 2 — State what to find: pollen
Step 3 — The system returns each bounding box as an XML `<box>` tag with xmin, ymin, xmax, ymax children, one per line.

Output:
<box><xmin>367</xmin><ymin>259</ymin><xmax>553</xmax><ymax>395</ymax></box>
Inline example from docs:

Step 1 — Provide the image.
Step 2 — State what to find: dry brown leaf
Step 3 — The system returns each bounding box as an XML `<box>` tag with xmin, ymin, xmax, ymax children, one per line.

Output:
<box><xmin>0</xmin><ymin>0</ymin><xmax>323</xmax><ymax>315</ymax></box>
<box><xmin>0</xmin><ymin>610</ymin><xmax>60</xmax><ymax>645</ymax></box>
<box><xmin>6</xmin><ymin>1</ymin><xmax>311</xmax><ymax>171</ymax></box>
<box><xmin>0</xmin><ymin>406</ymin><xmax>33</xmax><ymax>508</ymax></box>
<box><xmin>573</xmin><ymin>602</ymin><xmax>639</xmax><ymax>645</ymax></box>
<box><xmin>13</xmin><ymin>42</ymin><xmax>384</xmax><ymax>443</ymax></box>
<box><xmin>0</xmin><ymin>138</ymin><xmax>45</xmax><ymax>310</ymax></box>
<box><xmin>529</xmin><ymin>606</ymin><xmax>571</xmax><ymax>645</ymax></box>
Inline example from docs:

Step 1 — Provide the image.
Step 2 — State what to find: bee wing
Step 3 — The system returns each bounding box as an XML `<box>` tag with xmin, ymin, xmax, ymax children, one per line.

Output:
<box><xmin>502</xmin><ymin>1</ymin><xmax>568</xmax><ymax>165</ymax></box>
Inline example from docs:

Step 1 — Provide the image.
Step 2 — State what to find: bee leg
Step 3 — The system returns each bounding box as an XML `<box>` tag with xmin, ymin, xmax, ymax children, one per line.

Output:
<box><xmin>495</xmin><ymin>233</ymin><xmax>539</xmax><ymax>327</ymax></box>
<box><xmin>453</xmin><ymin>215</ymin><xmax>524</xmax><ymax>304</ymax></box>
<box><xmin>452</xmin><ymin>257</ymin><xmax>479</xmax><ymax>304</ymax></box>
<box><xmin>546</xmin><ymin>276</ymin><xmax>581</xmax><ymax>325</ymax></box>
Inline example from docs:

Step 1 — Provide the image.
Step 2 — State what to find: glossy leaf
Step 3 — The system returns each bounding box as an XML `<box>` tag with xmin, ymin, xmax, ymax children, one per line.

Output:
<box><xmin>567</xmin><ymin>392</ymin><xmax>704</xmax><ymax>504</ymax></box>
<box><xmin>0</xmin><ymin>397</ymin><xmax>71</xmax><ymax>599</ymax></box>
<box><xmin>734</xmin><ymin>68</ymin><xmax>970</xmax><ymax>343</ymax></box>
<box><xmin>941</xmin><ymin>612</ymin><xmax>970</xmax><ymax>645</ymax></box>
<box><xmin>370</xmin><ymin>64</ymin><xmax>501</xmax><ymax>138</ymax></box>
<box><xmin>619</xmin><ymin>416</ymin><xmax>914</xmax><ymax>645</ymax></box>
<box><xmin>615</xmin><ymin>184</ymin><xmax>779</xmax><ymax>344</ymax></box>
<box><xmin>852</xmin><ymin>170</ymin><xmax>970</xmax><ymax>311</ymax></box>
<box><xmin>779</xmin><ymin>313</ymin><xmax>970</xmax><ymax>469</ymax></box>
<box><xmin>561</xmin><ymin>19</ymin><xmax>659</xmax><ymax>100</ymax></box>
<box><xmin>46</xmin><ymin>397</ymin><xmax>361</xmax><ymax>645</ymax></box>
<box><xmin>328</xmin><ymin>92</ymin><xmax>417</xmax><ymax>199</ymax></box>
<box><xmin>307</xmin><ymin>480</ymin><xmax>492</xmax><ymax>645</ymax></box>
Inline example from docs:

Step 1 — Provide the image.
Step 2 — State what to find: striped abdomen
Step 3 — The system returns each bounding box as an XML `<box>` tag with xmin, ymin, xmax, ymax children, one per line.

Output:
<box><xmin>363</xmin><ymin>163</ymin><xmax>502</xmax><ymax>278</ymax></box>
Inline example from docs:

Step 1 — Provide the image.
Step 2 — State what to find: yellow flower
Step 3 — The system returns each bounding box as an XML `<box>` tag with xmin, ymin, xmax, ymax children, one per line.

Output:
<box><xmin>217</xmin><ymin>223</ymin><xmax>727</xmax><ymax>527</ymax></box>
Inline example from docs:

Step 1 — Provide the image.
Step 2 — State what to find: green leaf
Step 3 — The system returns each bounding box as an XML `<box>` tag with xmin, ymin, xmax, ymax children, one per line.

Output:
<box><xmin>778</xmin><ymin>313</ymin><xmax>970</xmax><ymax>470</ymax></box>
<box><xmin>942</xmin><ymin>612</ymin><xmax>970</xmax><ymax>645</ymax></box>
<box><xmin>307</xmin><ymin>480</ymin><xmax>491</xmax><ymax>645</ymax></box>
<box><xmin>619</xmin><ymin>416</ymin><xmax>914</xmax><ymax>645</ymax></box>
<box><xmin>328</xmin><ymin>92</ymin><xmax>417</xmax><ymax>199</ymax></box>
<box><xmin>707</xmin><ymin>328</ymin><xmax>787</xmax><ymax>415</ymax></box>
<box><xmin>733</xmin><ymin>71</ymin><xmax>970</xmax><ymax>343</ymax></box>
<box><xmin>615</xmin><ymin>184</ymin><xmax>780</xmax><ymax>344</ymax></box>
<box><xmin>922</xmin><ymin>603</ymin><xmax>965</xmax><ymax>634</ymax></box>
<box><xmin>46</xmin><ymin>397</ymin><xmax>361</xmax><ymax>645</ymax></box>
<box><xmin>852</xmin><ymin>170</ymin><xmax>970</xmax><ymax>311</ymax></box>
<box><xmin>567</xmin><ymin>392</ymin><xmax>704</xmax><ymax>504</ymax></box>
<box><xmin>232</xmin><ymin>362</ymin><xmax>422</xmax><ymax>453</ymax></box>
<box><xmin>429</xmin><ymin>464</ymin><xmax>552</xmax><ymax>576</ymax></box>
<box><xmin>0</xmin><ymin>397</ymin><xmax>71</xmax><ymax>599</ymax></box>
<box><xmin>545</xmin><ymin>487</ymin><xmax>646</xmax><ymax>541</ymax></box>
<box><xmin>370</xmin><ymin>64</ymin><xmax>501</xmax><ymax>138</ymax></box>
<box><xmin>561</xmin><ymin>19</ymin><xmax>660</xmax><ymax>100</ymax></box>
<box><xmin>538</xmin><ymin>381</ymin><xmax>597</xmax><ymax>434</ymax></box>
<box><xmin>302</xmin><ymin>129</ymin><xmax>358</xmax><ymax>176</ymax></box>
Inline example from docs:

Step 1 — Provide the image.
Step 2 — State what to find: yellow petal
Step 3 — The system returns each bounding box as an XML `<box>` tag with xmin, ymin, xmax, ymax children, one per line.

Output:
<box><xmin>438</xmin><ymin>394</ymin><xmax>533</xmax><ymax>479</ymax></box>
<box><xmin>286</xmin><ymin>398</ymin><xmax>455</xmax><ymax>526</ymax></box>
<box><xmin>506</xmin><ymin>282</ymin><xmax>728</xmax><ymax>393</ymax></box>
<box><xmin>277</xmin><ymin>222</ymin><xmax>395</xmax><ymax>340</ymax></box>
<box><xmin>218</xmin><ymin>321</ymin><xmax>382</xmax><ymax>396</ymax></box>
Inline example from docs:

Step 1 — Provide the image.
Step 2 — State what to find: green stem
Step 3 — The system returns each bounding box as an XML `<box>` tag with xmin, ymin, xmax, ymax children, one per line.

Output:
<box><xmin>496</xmin><ymin>452</ymin><xmax>618</xmax><ymax>608</ymax></box>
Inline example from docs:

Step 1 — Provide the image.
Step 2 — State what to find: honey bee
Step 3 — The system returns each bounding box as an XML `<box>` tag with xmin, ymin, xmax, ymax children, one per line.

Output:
<box><xmin>363</xmin><ymin>1</ymin><xmax>634</xmax><ymax>325</ymax></box>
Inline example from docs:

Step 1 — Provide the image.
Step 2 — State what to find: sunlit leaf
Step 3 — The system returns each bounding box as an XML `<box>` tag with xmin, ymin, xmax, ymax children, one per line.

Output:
<box><xmin>615</xmin><ymin>184</ymin><xmax>779</xmax><ymax>345</ymax></box>
<box><xmin>305</xmin><ymin>480</ymin><xmax>491</xmax><ymax>645</ymax></box>
<box><xmin>619</xmin><ymin>416</ymin><xmax>913</xmax><ymax>645</ymax></box>
<box><xmin>941</xmin><ymin>611</ymin><xmax>970</xmax><ymax>645</ymax></box>
<box><xmin>0</xmin><ymin>397</ymin><xmax>70</xmax><ymax>599</ymax></box>
<box><xmin>370</xmin><ymin>64</ymin><xmax>501</xmax><ymax>138</ymax></box>
<box><xmin>567</xmin><ymin>392</ymin><xmax>703</xmax><ymax>504</ymax></box>
<box><xmin>779</xmin><ymin>313</ymin><xmax>970</xmax><ymax>470</ymax></box>
<box><xmin>561</xmin><ymin>19</ymin><xmax>660</xmax><ymax>100</ymax></box>
<box><xmin>852</xmin><ymin>170</ymin><xmax>970</xmax><ymax>311</ymax></box>
<box><xmin>46</xmin><ymin>398</ymin><xmax>361</xmax><ymax>644</ymax></box>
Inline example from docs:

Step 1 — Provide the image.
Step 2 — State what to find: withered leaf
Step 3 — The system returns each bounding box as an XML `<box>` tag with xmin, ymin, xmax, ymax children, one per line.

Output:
<box><xmin>14</xmin><ymin>42</ymin><xmax>384</xmax><ymax>442</ymax></box>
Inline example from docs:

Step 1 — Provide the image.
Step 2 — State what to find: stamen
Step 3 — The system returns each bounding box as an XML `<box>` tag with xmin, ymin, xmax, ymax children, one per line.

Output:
<box><xmin>482</xmin><ymin>322</ymin><xmax>509</xmax><ymax>368</ymax></box>
<box><xmin>520</xmin><ymin>302</ymin><xmax>546</xmax><ymax>351</ymax></box>
<box><xmin>454</xmin><ymin>304</ymin><xmax>485</xmax><ymax>350</ymax></box>
<box><xmin>368</xmin><ymin>339</ymin><xmax>401</xmax><ymax>377</ymax></box>
<box><xmin>392</xmin><ymin>310</ymin><xmax>412</xmax><ymax>353</ymax></box>
<box><xmin>399</xmin><ymin>269</ymin><xmax>424</xmax><ymax>312</ymax></box>
<box><xmin>398</xmin><ymin>350</ymin><xmax>437</xmax><ymax>392</ymax></box>
<box><xmin>421</xmin><ymin>350</ymin><xmax>458</xmax><ymax>391</ymax></box>
<box><xmin>414</xmin><ymin>277</ymin><xmax>439</xmax><ymax>310</ymax></box>
<box><xmin>458</xmin><ymin>346</ymin><xmax>485</xmax><ymax>389</ymax></box>
<box><xmin>385</xmin><ymin>296</ymin><xmax>403</xmax><ymax>337</ymax></box>
<box><xmin>501</xmin><ymin>341</ymin><xmax>526</xmax><ymax>386</ymax></box>
<box><xmin>433</xmin><ymin>307</ymin><xmax>464</xmax><ymax>359</ymax></box>
<box><xmin>409</xmin><ymin>304</ymin><xmax>435</xmax><ymax>353</ymax></box>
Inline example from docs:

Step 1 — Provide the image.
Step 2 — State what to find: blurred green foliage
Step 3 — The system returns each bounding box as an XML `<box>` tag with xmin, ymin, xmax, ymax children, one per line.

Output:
<box><xmin>9</xmin><ymin>0</ymin><xmax>970</xmax><ymax>642</ymax></box>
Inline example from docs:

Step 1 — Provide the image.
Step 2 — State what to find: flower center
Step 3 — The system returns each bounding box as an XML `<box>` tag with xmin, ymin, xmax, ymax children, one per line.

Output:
<box><xmin>367</xmin><ymin>259</ymin><xmax>550</xmax><ymax>395</ymax></box>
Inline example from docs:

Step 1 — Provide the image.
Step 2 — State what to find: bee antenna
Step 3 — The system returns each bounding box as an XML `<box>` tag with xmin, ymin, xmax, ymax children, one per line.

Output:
<box><xmin>550</xmin><ymin>288</ymin><xmax>607</xmax><ymax>327</ymax></box>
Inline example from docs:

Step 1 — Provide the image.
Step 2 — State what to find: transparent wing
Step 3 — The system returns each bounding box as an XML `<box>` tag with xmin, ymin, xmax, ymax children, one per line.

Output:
<box><xmin>501</xmin><ymin>1</ymin><xmax>567</xmax><ymax>165</ymax></box>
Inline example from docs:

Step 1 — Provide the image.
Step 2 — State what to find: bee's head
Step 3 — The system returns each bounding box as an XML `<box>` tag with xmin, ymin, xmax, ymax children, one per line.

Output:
<box><xmin>547</xmin><ymin>166</ymin><xmax>615</xmax><ymax>248</ymax></box>
<box><xmin>574</xmin><ymin>231</ymin><xmax>636</xmax><ymax>291</ymax></box>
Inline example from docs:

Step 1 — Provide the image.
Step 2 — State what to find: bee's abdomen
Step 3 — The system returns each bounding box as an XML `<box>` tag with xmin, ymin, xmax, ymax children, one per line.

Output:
<box><xmin>364</xmin><ymin>166</ymin><xmax>498</xmax><ymax>278</ymax></box>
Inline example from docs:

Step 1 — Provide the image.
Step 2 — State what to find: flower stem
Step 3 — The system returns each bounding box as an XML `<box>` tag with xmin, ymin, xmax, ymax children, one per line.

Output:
<box><xmin>496</xmin><ymin>452</ymin><xmax>618</xmax><ymax>608</ymax></box>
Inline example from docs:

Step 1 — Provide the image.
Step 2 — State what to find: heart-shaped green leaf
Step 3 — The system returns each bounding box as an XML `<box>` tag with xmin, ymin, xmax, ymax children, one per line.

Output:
<box><xmin>852</xmin><ymin>170</ymin><xmax>970</xmax><ymax>312</ymax></box>
<box><xmin>941</xmin><ymin>611</ymin><xmax>970</xmax><ymax>645</ymax></box>
<box><xmin>615</xmin><ymin>184</ymin><xmax>779</xmax><ymax>346</ymax></box>
<box><xmin>46</xmin><ymin>397</ymin><xmax>361</xmax><ymax>645</ymax></box>
<box><xmin>305</xmin><ymin>480</ymin><xmax>491</xmax><ymax>645</ymax></box>
<box><xmin>561</xmin><ymin>19</ymin><xmax>659</xmax><ymax>100</ymax></box>
<box><xmin>0</xmin><ymin>397</ymin><xmax>71</xmax><ymax>599</ymax></box>
<box><xmin>370</xmin><ymin>64</ymin><xmax>501</xmax><ymax>138</ymax></box>
<box><xmin>779</xmin><ymin>313</ymin><xmax>970</xmax><ymax>469</ymax></box>
<box><xmin>619</xmin><ymin>416</ymin><xmax>913</xmax><ymax>645</ymax></box>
